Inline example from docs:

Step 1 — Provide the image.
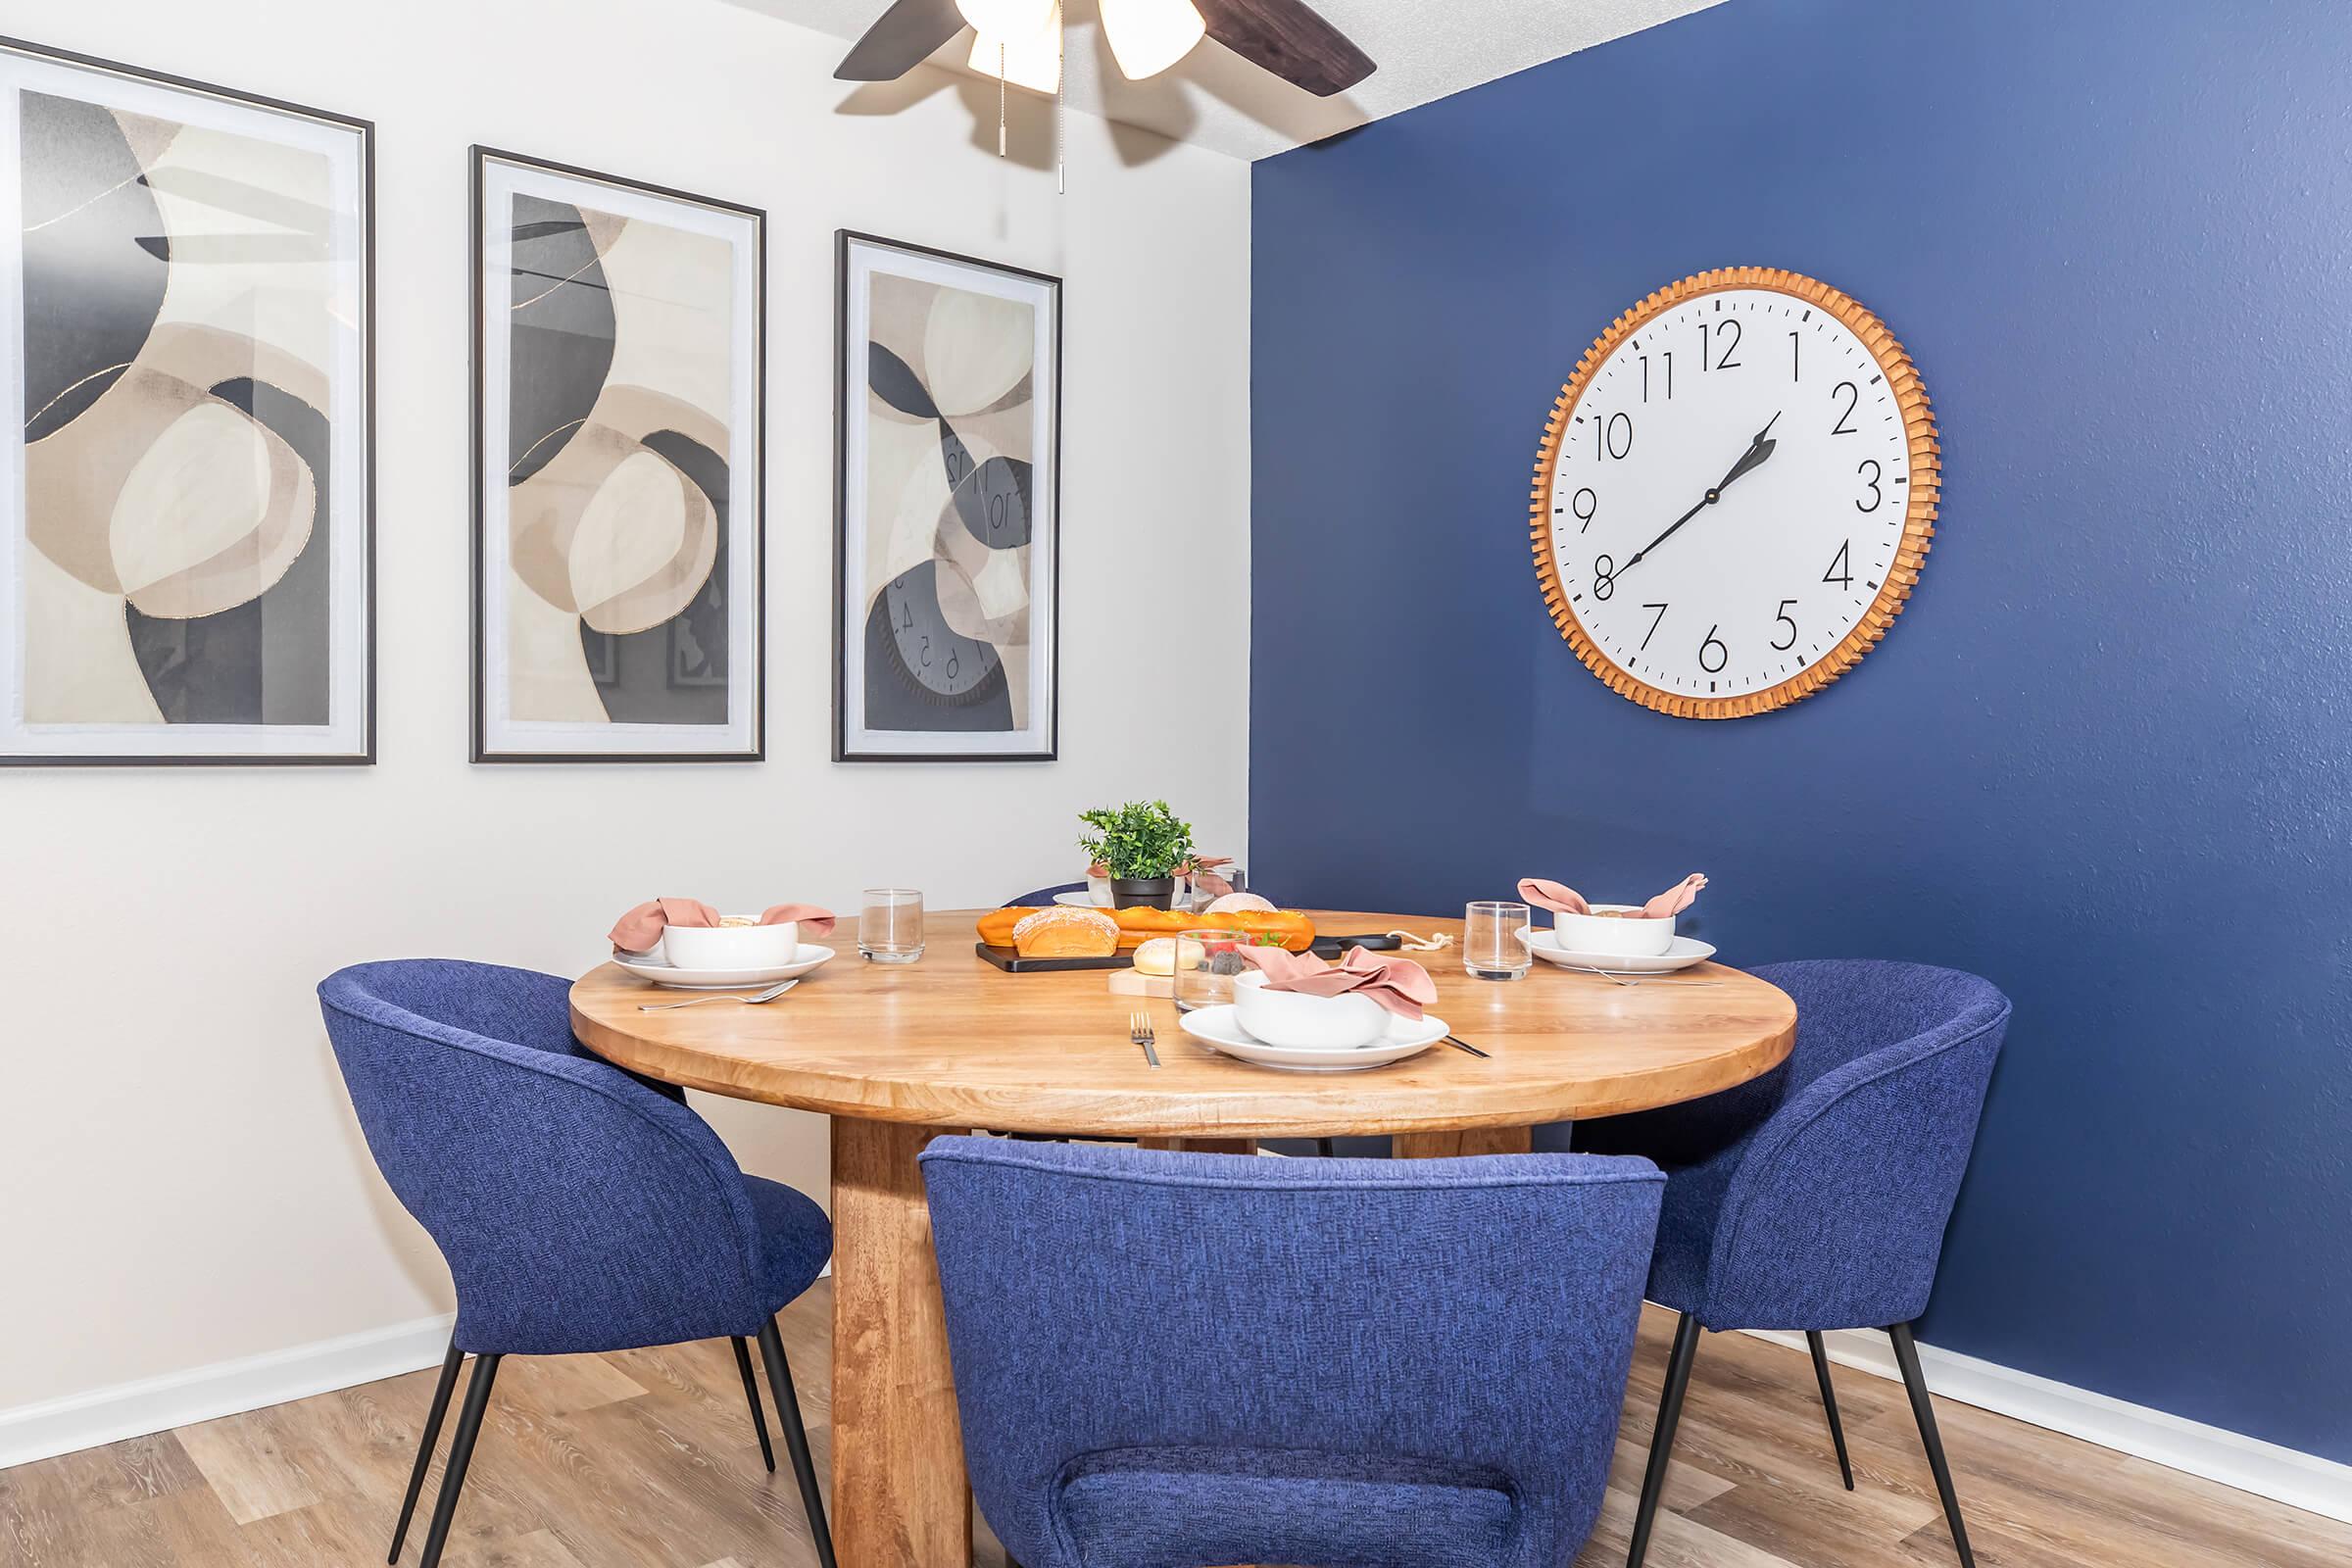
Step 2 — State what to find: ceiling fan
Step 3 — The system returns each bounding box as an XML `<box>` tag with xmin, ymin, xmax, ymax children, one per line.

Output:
<box><xmin>835</xmin><ymin>0</ymin><xmax>1376</xmax><ymax>98</ymax></box>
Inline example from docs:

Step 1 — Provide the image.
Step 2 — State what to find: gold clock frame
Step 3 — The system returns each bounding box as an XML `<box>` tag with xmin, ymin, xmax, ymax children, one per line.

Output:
<box><xmin>1530</xmin><ymin>267</ymin><xmax>1940</xmax><ymax>719</ymax></box>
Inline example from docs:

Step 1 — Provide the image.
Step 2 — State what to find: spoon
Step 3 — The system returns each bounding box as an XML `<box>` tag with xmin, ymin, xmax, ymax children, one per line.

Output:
<box><xmin>1565</xmin><ymin>965</ymin><xmax>1723</xmax><ymax>988</ymax></box>
<box><xmin>639</xmin><ymin>980</ymin><xmax>800</xmax><ymax>1011</ymax></box>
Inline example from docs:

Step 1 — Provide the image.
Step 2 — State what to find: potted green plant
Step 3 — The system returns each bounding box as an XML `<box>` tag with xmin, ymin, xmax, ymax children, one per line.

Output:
<box><xmin>1078</xmin><ymin>800</ymin><xmax>1197</xmax><ymax>909</ymax></box>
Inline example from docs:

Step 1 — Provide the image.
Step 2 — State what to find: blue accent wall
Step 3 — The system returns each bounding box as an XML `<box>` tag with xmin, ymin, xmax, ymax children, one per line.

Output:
<box><xmin>1250</xmin><ymin>0</ymin><xmax>2352</xmax><ymax>1461</ymax></box>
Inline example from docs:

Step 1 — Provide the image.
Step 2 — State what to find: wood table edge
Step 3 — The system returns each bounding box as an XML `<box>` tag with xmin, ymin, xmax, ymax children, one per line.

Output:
<box><xmin>568</xmin><ymin>931</ymin><xmax>1797</xmax><ymax>1140</ymax></box>
<box><xmin>569</xmin><ymin>983</ymin><xmax>1793</xmax><ymax>1139</ymax></box>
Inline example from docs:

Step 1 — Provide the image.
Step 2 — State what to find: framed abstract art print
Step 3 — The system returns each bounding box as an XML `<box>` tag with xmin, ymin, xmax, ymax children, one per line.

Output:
<box><xmin>0</xmin><ymin>36</ymin><xmax>373</xmax><ymax>765</ymax></box>
<box><xmin>835</xmin><ymin>231</ymin><xmax>1059</xmax><ymax>762</ymax></box>
<box><xmin>472</xmin><ymin>147</ymin><xmax>763</xmax><ymax>763</ymax></box>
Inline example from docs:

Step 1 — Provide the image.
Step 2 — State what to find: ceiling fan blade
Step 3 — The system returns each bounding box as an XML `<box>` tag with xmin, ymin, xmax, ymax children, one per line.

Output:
<box><xmin>1193</xmin><ymin>0</ymin><xmax>1375</xmax><ymax>96</ymax></box>
<box><xmin>836</xmin><ymin>0</ymin><xmax>969</xmax><ymax>80</ymax></box>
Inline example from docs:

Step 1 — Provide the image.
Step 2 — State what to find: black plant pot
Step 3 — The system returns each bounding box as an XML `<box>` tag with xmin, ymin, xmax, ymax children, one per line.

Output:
<box><xmin>1110</xmin><ymin>876</ymin><xmax>1176</xmax><ymax>909</ymax></box>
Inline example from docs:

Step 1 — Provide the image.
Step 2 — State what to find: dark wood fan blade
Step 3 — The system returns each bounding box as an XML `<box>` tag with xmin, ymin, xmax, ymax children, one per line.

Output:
<box><xmin>836</xmin><ymin>0</ymin><xmax>968</xmax><ymax>80</ymax></box>
<box><xmin>1195</xmin><ymin>0</ymin><xmax>1376</xmax><ymax>96</ymax></box>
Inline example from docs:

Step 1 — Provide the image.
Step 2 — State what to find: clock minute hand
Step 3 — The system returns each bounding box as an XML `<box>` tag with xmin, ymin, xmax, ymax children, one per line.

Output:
<box><xmin>1616</xmin><ymin>495</ymin><xmax>1712</xmax><ymax>575</ymax></box>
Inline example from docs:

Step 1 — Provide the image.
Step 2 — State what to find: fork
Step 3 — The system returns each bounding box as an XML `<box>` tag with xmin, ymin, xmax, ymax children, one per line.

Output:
<box><xmin>639</xmin><ymin>980</ymin><xmax>800</xmax><ymax>1011</ymax></box>
<box><xmin>1129</xmin><ymin>1010</ymin><xmax>1160</xmax><ymax>1068</ymax></box>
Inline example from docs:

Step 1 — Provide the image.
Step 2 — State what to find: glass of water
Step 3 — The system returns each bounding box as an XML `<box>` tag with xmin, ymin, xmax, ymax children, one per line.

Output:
<box><xmin>1173</xmin><ymin>929</ymin><xmax>1248</xmax><ymax>1012</ymax></box>
<box><xmin>1463</xmin><ymin>901</ymin><xmax>1532</xmax><ymax>981</ymax></box>
<box><xmin>1186</xmin><ymin>864</ymin><xmax>1245</xmax><ymax>912</ymax></box>
<box><xmin>859</xmin><ymin>889</ymin><xmax>925</xmax><ymax>964</ymax></box>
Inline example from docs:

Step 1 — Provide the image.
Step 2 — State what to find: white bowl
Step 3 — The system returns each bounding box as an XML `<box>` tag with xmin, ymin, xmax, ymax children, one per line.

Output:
<box><xmin>661</xmin><ymin>921</ymin><xmax>800</xmax><ymax>970</ymax></box>
<box><xmin>1548</xmin><ymin>905</ymin><xmax>1675</xmax><ymax>957</ymax></box>
<box><xmin>1232</xmin><ymin>971</ymin><xmax>1391</xmax><ymax>1050</ymax></box>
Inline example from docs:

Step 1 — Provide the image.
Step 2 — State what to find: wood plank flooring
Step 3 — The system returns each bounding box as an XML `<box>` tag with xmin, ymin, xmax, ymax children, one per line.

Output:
<box><xmin>3</xmin><ymin>1290</ymin><xmax>2343</xmax><ymax>1568</ymax></box>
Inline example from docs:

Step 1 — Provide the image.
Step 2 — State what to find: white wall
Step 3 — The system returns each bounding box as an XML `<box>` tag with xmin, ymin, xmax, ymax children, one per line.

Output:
<box><xmin>0</xmin><ymin>0</ymin><xmax>1250</xmax><ymax>1419</ymax></box>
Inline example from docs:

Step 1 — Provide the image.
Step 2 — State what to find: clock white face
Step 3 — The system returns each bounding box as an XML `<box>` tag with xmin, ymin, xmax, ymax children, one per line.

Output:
<box><xmin>1543</xmin><ymin>286</ymin><xmax>1918</xmax><ymax>705</ymax></box>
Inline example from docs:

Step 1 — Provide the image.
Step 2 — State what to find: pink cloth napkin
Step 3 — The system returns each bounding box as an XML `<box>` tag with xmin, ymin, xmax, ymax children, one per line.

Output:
<box><xmin>1517</xmin><ymin>874</ymin><xmax>1708</xmax><ymax>920</ymax></box>
<box><xmin>1642</xmin><ymin>873</ymin><xmax>1708</xmax><ymax>918</ymax></box>
<box><xmin>1518</xmin><ymin>878</ymin><xmax>1593</xmax><ymax>916</ymax></box>
<box><xmin>609</xmin><ymin>898</ymin><xmax>837</xmax><ymax>954</ymax></box>
<box><xmin>1237</xmin><ymin>944</ymin><xmax>1440</xmax><ymax>1022</ymax></box>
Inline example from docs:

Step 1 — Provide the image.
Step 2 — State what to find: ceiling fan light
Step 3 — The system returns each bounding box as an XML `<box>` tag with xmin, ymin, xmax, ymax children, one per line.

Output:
<box><xmin>967</xmin><ymin>0</ymin><xmax>1063</xmax><ymax>94</ymax></box>
<box><xmin>1101</xmin><ymin>0</ymin><xmax>1207</xmax><ymax>80</ymax></box>
<box><xmin>955</xmin><ymin>0</ymin><xmax>1056</xmax><ymax>41</ymax></box>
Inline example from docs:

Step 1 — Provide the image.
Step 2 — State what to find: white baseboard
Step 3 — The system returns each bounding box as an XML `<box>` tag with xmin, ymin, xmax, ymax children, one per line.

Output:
<box><xmin>1743</xmin><ymin>1327</ymin><xmax>2352</xmax><ymax>1527</ymax></box>
<box><xmin>0</xmin><ymin>1311</ymin><xmax>458</xmax><ymax>1474</ymax></box>
<box><xmin>0</xmin><ymin>1263</ymin><xmax>833</xmax><ymax>1476</ymax></box>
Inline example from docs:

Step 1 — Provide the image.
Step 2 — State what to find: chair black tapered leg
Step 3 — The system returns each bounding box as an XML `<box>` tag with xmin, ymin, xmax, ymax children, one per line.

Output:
<box><xmin>1316</xmin><ymin>1138</ymin><xmax>1336</xmax><ymax>1158</ymax></box>
<box><xmin>1627</xmin><ymin>1312</ymin><xmax>1701</xmax><ymax>1568</ymax></box>
<box><xmin>1807</xmin><ymin>1330</ymin><xmax>1855</xmax><ymax>1490</ymax></box>
<box><xmin>758</xmin><ymin>1318</ymin><xmax>837</xmax><ymax>1568</ymax></box>
<box><xmin>416</xmin><ymin>1352</ymin><xmax>500</xmax><ymax>1568</ymax></box>
<box><xmin>1887</xmin><ymin>1322</ymin><xmax>1975</xmax><ymax>1568</ymax></box>
<box><xmin>389</xmin><ymin>1339</ymin><xmax>465</xmax><ymax>1563</ymax></box>
<box><xmin>731</xmin><ymin>1336</ymin><xmax>776</xmax><ymax>1472</ymax></box>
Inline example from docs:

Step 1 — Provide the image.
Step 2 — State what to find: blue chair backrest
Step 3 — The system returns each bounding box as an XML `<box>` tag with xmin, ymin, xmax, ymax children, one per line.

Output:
<box><xmin>1645</xmin><ymin>958</ymin><xmax>2008</xmax><ymax>1329</ymax></box>
<box><xmin>1003</xmin><ymin>881</ymin><xmax>1088</xmax><ymax>906</ymax></box>
<box><xmin>318</xmin><ymin>959</ymin><xmax>768</xmax><ymax>1354</ymax></box>
<box><xmin>921</xmin><ymin>1138</ymin><xmax>1664</xmax><ymax>1568</ymax></box>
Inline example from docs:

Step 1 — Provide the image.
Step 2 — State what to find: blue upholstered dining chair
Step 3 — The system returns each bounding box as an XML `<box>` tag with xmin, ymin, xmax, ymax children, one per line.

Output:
<box><xmin>318</xmin><ymin>959</ymin><xmax>836</xmax><ymax>1568</ymax></box>
<box><xmin>1573</xmin><ymin>959</ymin><xmax>2011</xmax><ymax>1568</ymax></box>
<box><xmin>920</xmin><ymin>1137</ymin><xmax>1666</xmax><ymax>1568</ymax></box>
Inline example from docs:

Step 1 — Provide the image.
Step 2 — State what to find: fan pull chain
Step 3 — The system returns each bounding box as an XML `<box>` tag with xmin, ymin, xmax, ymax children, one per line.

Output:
<box><xmin>998</xmin><ymin>42</ymin><xmax>1008</xmax><ymax>158</ymax></box>
<box><xmin>1055</xmin><ymin>27</ymin><xmax>1066</xmax><ymax>193</ymax></box>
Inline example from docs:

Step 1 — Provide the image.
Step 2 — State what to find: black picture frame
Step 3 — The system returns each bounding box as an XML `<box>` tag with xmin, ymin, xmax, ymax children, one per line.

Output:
<box><xmin>833</xmin><ymin>229</ymin><xmax>1062</xmax><ymax>764</ymax></box>
<box><xmin>0</xmin><ymin>33</ymin><xmax>374</xmax><ymax>767</ymax></box>
<box><xmin>470</xmin><ymin>145</ymin><xmax>766</xmax><ymax>764</ymax></box>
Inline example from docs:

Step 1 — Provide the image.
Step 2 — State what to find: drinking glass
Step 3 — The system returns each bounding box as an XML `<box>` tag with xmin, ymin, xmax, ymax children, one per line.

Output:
<box><xmin>1463</xmin><ymin>901</ymin><xmax>1533</xmax><ymax>981</ymax></box>
<box><xmin>1175</xmin><ymin>863</ymin><xmax>1246</xmax><ymax>912</ymax></box>
<box><xmin>859</xmin><ymin>889</ymin><xmax>925</xmax><ymax>964</ymax></box>
<box><xmin>1173</xmin><ymin>928</ymin><xmax>1248</xmax><ymax>1013</ymax></box>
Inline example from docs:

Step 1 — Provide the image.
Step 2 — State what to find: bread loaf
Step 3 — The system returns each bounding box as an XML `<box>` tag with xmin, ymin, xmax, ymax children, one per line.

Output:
<box><xmin>977</xmin><ymin>906</ymin><xmax>1316</xmax><ymax>953</ymax></box>
<box><xmin>1205</xmin><ymin>892</ymin><xmax>1277</xmax><ymax>914</ymax></box>
<box><xmin>1011</xmin><ymin>906</ymin><xmax>1120</xmax><ymax>959</ymax></box>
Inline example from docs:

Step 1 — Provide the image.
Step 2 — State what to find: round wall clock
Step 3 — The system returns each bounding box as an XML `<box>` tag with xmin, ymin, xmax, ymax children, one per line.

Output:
<box><xmin>1530</xmin><ymin>267</ymin><xmax>1939</xmax><ymax>718</ymax></box>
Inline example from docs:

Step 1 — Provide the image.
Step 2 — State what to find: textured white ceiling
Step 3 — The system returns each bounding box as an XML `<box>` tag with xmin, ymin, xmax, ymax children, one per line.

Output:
<box><xmin>729</xmin><ymin>0</ymin><xmax>1731</xmax><ymax>161</ymax></box>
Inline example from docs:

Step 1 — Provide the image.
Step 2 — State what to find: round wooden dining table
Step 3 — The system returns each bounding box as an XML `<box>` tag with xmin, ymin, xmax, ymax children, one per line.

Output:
<box><xmin>571</xmin><ymin>908</ymin><xmax>1796</xmax><ymax>1568</ymax></box>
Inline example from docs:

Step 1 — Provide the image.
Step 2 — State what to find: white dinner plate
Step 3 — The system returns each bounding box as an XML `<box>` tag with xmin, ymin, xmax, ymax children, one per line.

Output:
<box><xmin>612</xmin><ymin>945</ymin><xmax>836</xmax><ymax>990</ymax></box>
<box><xmin>1054</xmin><ymin>890</ymin><xmax>1114</xmax><ymax>908</ymax></box>
<box><xmin>1527</xmin><ymin>930</ymin><xmax>1716</xmax><ymax>974</ymax></box>
<box><xmin>1178</xmin><ymin>1004</ymin><xmax>1446</xmax><ymax>1072</ymax></box>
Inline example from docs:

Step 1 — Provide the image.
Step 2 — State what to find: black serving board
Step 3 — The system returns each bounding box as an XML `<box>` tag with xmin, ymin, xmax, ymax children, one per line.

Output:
<box><xmin>975</xmin><ymin>943</ymin><xmax>1133</xmax><ymax>973</ymax></box>
<box><xmin>1311</xmin><ymin>933</ymin><xmax>1403</xmax><ymax>959</ymax></box>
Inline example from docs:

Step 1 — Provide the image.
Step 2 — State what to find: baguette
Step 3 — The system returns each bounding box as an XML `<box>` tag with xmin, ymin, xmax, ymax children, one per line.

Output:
<box><xmin>976</xmin><ymin>906</ymin><xmax>1315</xmax><ymax>954</ymax></box>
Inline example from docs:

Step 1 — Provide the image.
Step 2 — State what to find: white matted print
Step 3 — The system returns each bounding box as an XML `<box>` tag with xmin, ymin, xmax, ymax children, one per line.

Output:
<box><xmin>836</xmin><ymin>231</ymin><xmax>1058</xmax><ymax>762</ymax></box>
<box><xmin>0</xmin><ymin>36</ymin><xmax>372</xmax><ymax>764</ymax></box>
<box><xmin>472</xmin><ymin>147</ymin><xmax>762</xmax><ymax>762</ymax></box>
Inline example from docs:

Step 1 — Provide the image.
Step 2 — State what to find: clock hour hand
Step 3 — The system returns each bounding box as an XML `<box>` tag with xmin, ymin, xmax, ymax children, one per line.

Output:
<box><xmin>1714</xmin><ymin>412</ymin><xmax>1782</xmax><ymax>493</ymax></box>
<box><xmin>1616</xmin><ymin>412</ymin><xmax>1784</xmax><ymax>577</ymax></box>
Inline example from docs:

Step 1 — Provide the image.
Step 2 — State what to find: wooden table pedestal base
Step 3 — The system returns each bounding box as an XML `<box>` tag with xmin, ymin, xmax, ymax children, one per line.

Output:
<box><xmin>831</xmin><ymin>1117</ymin><xmax>971</xmax><ymax>1568</ymax></box>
